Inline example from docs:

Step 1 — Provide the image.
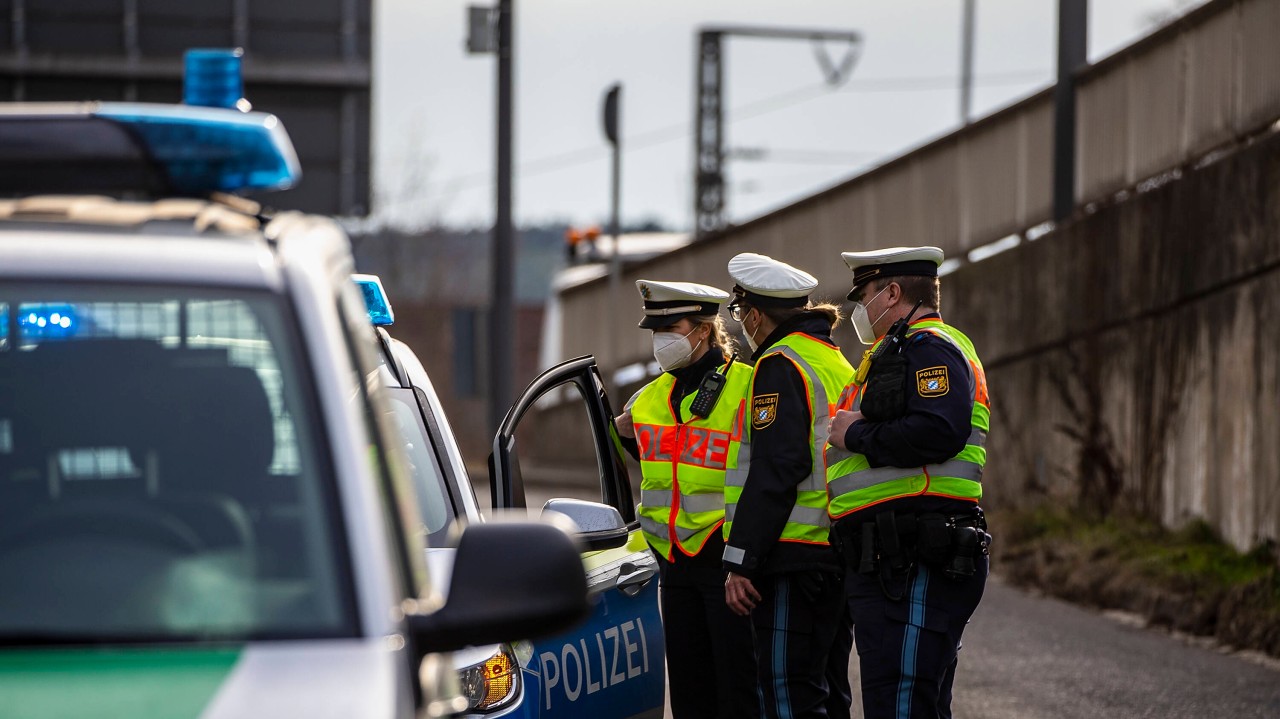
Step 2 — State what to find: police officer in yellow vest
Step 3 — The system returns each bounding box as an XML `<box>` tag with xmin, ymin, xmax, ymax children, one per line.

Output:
<box><xmin>720</xmin><ymin>253</ymin><xmax>855</xmax><ymax>719</ymax></box>
<box><xmin>614</xmin><ymin>279</ymin><xmax>760</xmax><ymax>719</ymax></box>
<box><xmin>826</xmin><ymin>246</ymin><xmax>992</xmax><ymax>719</ymax></box>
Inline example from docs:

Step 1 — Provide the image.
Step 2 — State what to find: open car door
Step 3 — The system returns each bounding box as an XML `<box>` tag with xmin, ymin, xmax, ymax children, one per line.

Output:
<box><xmin>490</xmin><ymin>355</ymin><xmax>665</xmax><ymax>719</ymax></box>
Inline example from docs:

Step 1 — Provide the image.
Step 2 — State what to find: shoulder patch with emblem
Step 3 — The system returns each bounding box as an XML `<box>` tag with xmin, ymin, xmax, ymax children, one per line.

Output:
<box><xmin>752</xmin><ymin>393</ymin><xmax>779</xmax><ymax>429</ymax></box>
<box><xmin>916</xmin><ymin>366</ymin><xmax>949</xmax><ymax>397</ymax></box>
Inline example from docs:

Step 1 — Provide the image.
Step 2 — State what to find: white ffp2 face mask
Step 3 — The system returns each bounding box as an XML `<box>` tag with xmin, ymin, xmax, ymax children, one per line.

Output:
<box><xmin>742</xmin><ymin>312</ymin><xmax>760</xmax><ymax>353</ymax></box>
<box><xmin>652</xmin><ymin>329</ymin><xmax>702</xmax><ymax>371</ymax></box>
<box><xmin>851</xmin><ymin>285</ymin><xmax>891</xmax><ymax>345</ymax></box>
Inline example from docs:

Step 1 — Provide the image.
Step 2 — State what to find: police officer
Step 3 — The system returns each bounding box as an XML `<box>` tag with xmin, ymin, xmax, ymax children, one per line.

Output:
<box><xmin>825</xmin><ymin>246</ymin><xmax>992</xmax><ymax>719</ymax></box>
<box><xmin>720</xmin><ymin>253</ymin><xmax>854</xmax><ymax>719</ymax></box>
<box><xmin>614</xmin><ymin>279</ymin><xmax>759</xmax><ymax>719</ymax></box>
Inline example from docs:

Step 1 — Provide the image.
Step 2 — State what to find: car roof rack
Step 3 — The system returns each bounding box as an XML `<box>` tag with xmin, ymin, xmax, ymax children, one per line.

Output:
<box><xmin>0</xmin><ymin>195</ymin><xmax>266</xmax><ymax>234</ymax></box>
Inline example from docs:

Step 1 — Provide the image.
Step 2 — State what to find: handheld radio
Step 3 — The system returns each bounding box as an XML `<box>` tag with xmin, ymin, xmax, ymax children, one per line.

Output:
<box><xmin>689</xmin><ymin>352</ymin><xmax>737</xmax><ymax>418</ymax></box>
<box><xmin>868</xmin><ymin>300</ymin><xmax>925</xmax><ymax>363</ymax></box>
<box><xmin>859</xmin><ymin>300</ymin><xmax>925</xmax><ymax>422</ymax></box>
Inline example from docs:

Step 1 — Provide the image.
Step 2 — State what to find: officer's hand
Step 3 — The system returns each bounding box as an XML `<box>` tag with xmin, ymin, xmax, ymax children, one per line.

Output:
<box><xmin>614</xmin><ymin>411</ymin><xmax>635</xmax><ymax>439</ymax></box>
<box><xmin>827</xmin><ymin>409</ymin><xmax>864</xmax><ymax>450</ymax></box>
<box><xmin>725</xmin><ymin>572</ymin><xmax>761</xmax><ymax>616</ymax></box>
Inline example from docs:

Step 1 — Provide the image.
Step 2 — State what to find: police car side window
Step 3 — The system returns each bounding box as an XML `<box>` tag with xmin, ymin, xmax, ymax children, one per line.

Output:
<box><xmin>511</xmin><ymin>382</ymin><xmax>609</xmax><ymax>510</ymax></box>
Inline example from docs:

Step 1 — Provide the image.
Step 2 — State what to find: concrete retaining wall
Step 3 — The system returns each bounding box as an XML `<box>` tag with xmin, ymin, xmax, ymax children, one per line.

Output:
<box><xmin>529</xmin><ymin>129</ymin><xmax>1280</xmax><ymax>553</ymax></box>
<box><xmin>940</xmin><ymin>130</ymin><xmax>1280</xmax><ymax>551</ymax></box>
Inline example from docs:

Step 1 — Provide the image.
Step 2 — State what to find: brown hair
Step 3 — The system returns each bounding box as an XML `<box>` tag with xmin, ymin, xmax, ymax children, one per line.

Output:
<box><xmin>758</xmin><ymin>302</ymin><xmax>843</xmax><ymax>331</ymax></box>
<box><xmin>691</xmin><ymin>313</ymin><xmax>737</xmax><ymax>360</ymax></box>
<box><xmin>865</xmin><ymin>276</ymin><xmax>940</xmax><ymax>312</ymax></box>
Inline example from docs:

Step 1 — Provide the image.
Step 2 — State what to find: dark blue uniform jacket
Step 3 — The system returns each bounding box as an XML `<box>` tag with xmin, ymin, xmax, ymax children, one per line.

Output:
<box><xmin>841</xmin><ymin>312</ymin><xmax>981</xmax><ymax>519</ymax></box>
<box><xmin>724</xmin><ymin>312</ymin><xmax>842</xmax><ymax>579</ymax></box>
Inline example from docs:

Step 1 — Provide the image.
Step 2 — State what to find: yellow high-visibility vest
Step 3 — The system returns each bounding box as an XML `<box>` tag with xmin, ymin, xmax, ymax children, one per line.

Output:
<box><xmin>826</xmin><ymin>319</ymin><xmax>990</xmax><ymax>519</ymax></box>
<box><xmin>724</xmin><ymin>333</ymin><xmax>854</xmax><ymax>550</ymax></box>
<box><xmin>632</xmin><ymin>360</ymin><xmax>753</xmax><ymax>559</ymax></box>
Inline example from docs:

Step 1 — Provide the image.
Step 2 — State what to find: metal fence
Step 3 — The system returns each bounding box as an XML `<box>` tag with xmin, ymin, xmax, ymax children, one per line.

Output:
<box><xmin>559</xmin><ymin>0</ymin><xmax>1280</xmax><ymax>376</ymax></box>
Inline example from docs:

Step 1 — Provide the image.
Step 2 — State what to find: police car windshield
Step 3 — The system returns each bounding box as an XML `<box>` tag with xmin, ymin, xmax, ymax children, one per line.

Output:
<box><xmin>381</xmin><ymin>388</ymin><xmax>456</xmax><ymax>547</ymax></box>
<box><xmin>0</xmin><ymin>283</ymin><xmax>357</xmax><ymax>643</ymax></box>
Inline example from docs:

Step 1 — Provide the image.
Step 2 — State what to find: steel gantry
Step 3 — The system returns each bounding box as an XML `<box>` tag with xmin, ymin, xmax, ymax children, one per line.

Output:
<box><xmin>693</xmin><ymin>25</ymin><xmax>861</xmax><ymax>237</ymax></box>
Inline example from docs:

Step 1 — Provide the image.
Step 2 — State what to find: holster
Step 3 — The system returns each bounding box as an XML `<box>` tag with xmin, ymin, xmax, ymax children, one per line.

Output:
<box><xmin>834</xmin><ymin>509</ymin><xmax>993</xmax><ymax>584</ymax></box>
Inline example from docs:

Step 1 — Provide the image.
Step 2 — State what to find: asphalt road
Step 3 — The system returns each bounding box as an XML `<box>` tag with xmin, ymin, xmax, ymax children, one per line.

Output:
<box><xmin>936</xmin><ymin>577</ymin><xmax>1280</xmax><ymax>719</ymax></box>
<box><xmin>657</xmin><ymin>577</ymin><xmax>1280</xmax><ymax>719</ymax></box>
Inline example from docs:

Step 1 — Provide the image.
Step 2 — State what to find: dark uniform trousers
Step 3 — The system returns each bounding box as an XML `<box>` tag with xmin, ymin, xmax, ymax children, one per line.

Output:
<box><xmin>659</xmin><ymin>550</ymin><xmax>760</xmax><ymax>719</ymax></box>
<box><xmin>847</xmin><ymin>556</ymin><xmax>988</xmax><ymax>719</ymax></box>
<box><xmin>751</xmin><ymin>569</ymin><xmax>850</xmax><ymax>719</ymax></box>
<box><xmin>828</xmin><ymin>598</ymin><xmax>854</xmax><ymax>719</ymax></box>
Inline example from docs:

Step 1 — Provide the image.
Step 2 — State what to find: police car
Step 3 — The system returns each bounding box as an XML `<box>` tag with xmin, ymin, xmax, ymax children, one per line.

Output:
<box><xmin>354</xmin><ymin>275</ymin><xmax>666</xmax><ymax>718</ymax></box>
<box><xmin>0</xmin><ymin>51</ymin><xmax>590</xmax><ymax>718</ymax></box>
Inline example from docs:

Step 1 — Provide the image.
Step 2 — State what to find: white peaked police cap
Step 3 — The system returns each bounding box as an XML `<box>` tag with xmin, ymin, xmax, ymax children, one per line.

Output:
<box><xmin>635</xmin><ymin>279</ymin><xmax>730</xmax><ymax>329</ymax></box>
<box><xmin>840</xmin><ymin>246</ymin><xmax>944</xmax><ymax>300</ymax></box>
<box><xmin>727</xmin><ymin>253</ymin><xmax>817</xmax><ymax>308</ymax></box>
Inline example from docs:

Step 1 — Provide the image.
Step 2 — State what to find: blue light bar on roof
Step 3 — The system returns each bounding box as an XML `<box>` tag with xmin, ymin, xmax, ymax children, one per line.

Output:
<box><xmin>95</xmin><ymin>103</ymin><xmax>300</xmax><ymax>194</ymax></box>
<box><xmin>184</xmin><ymin>48</ymin><xmax>246</xmax><ymax>110</ymax></box>
<box><xmin>353</xmin><ymin>274</ymin><xmax>395</xmax><ymax>326</ymax></box>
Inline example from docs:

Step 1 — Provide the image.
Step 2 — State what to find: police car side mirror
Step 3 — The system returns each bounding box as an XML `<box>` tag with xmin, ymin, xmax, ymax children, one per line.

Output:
<box><xmin>542</xmin><ymin>498</ymin><xmax>630</xmax><ymax>552</ymax></box>
<box><xmin>407</xmin><ymin>519</ymin><xmax>590</xmax><ymax>654</ymax></box>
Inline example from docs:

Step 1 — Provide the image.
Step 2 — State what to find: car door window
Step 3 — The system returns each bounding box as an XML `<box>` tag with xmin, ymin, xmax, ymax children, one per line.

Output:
<box><xmin>509</xmin><ymin>383</ymin><xmax>613</xmax><ymax>511</ymax></box>
<box><xmin>490</xmin><ymin>357</ymin><xmax>632</xmax><ymax>520</ymax></box>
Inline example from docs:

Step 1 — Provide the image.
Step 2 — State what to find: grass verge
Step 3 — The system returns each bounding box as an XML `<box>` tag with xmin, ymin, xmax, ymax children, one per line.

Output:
<box><xmin>991</xmin><ymin>506</ymin><xmax>1280</xmax><ymax>657</ymax></box>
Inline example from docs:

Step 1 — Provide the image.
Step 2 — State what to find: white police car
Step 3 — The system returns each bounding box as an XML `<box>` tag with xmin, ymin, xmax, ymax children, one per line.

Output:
<box><xmin>354</xmin><ymin>275</ymin><xmax>666</xmax><ymax>718</ymax></box>
<box><xmin>0</xmin><ymin>51</ymin><xmax>590</xmax><ymax>718</ymax></box>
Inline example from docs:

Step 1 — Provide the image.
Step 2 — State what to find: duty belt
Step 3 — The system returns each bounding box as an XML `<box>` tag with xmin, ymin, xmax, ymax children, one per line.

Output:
<box><xmin>833</xmin><ymin>509</ymin><xmax>990</xmax><ymax>601</ymax></box>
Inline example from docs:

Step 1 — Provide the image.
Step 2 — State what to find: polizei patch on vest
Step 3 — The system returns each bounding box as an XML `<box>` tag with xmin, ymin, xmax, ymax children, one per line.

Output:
<box><xmin>916</xmin><ymin>366</ymin><xmax>950</xmax><ymax>397</ymax></box>
<box><xmin>752</xmin><ymin>393</ymin><xmax>779</xmax><ymax>429</ymax></box>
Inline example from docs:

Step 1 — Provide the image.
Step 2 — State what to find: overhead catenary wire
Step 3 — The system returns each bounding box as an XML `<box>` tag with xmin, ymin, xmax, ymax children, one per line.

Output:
<box><xmin>399</xmin><ymin>69</ymin><xmax>1048</xmax><ymax>207</ymax></box>
<box><xmin>732</xmin><ymin>165</ymin><xmax>874</xmax><ymax>194</ymax></box>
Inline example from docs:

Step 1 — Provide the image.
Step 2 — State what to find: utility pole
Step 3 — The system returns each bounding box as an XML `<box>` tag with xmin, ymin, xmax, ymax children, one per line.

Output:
<box><xmin>465</xmin><ymin>3</ymin><xmax>515</xmax><ymax>431</ymax></box>
<box><xmin>491</xmin><ymin>0</ymin><xmax>515</xmax><ymax>433</ymax></box>
<box><xmin>693</xmin><ymin>25</ymin><xmax>861</xmax><ymax>238</ymax></box>
<box><xmin>960</xmin><ymin>0</ymin><xmax>975</xmax><ymax>125</ymax></box>
<box><xmin>602</xmin><ymin>84</ymin><xmax>622</xmax><ymax>388</ymax></box>
<box><xmin>1054</xmin><ymin>0</ymin><xmax>1087</xmax><ymax>222</ymax></box>
<box><xmin>694</xmin><ymin>31</ymin><xmax>726</xmax><ymax>237</ymax></box>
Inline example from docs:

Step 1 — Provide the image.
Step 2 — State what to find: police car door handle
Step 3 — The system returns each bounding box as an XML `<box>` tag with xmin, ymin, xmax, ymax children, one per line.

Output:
<box><xmin>617</xmin><ymin>563</ymin><xmax>657</xmax><ymax>596</ymax></box>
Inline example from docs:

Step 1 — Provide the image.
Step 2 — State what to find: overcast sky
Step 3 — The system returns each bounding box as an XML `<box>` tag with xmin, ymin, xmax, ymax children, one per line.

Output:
<box><xmin>371</xmin><ymin>0</ymin><xmax>1204</xmax><ymax>231</ymax></box>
